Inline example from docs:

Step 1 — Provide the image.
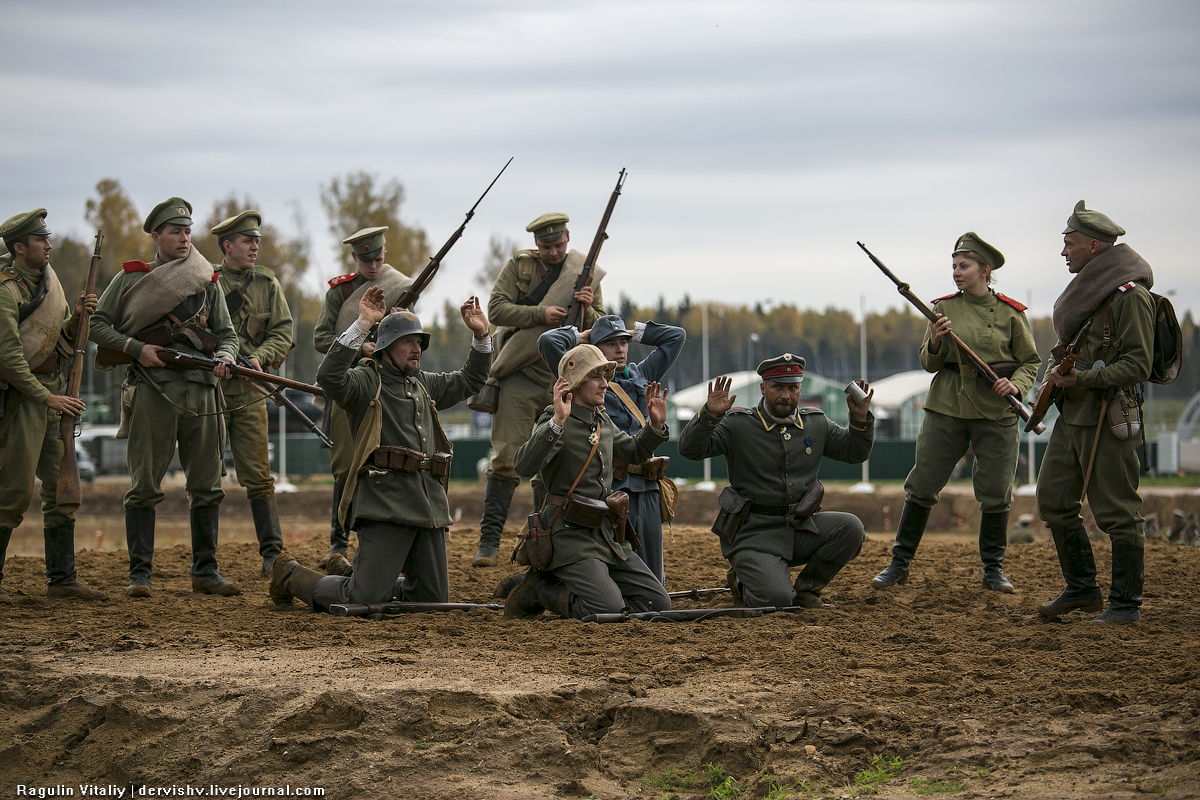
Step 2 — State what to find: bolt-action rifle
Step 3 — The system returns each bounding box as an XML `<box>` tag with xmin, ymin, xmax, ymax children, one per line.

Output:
<box><xmin>235</xmin><ymin>355</ymin><xmax>331</xmax><ymax>447</ymax></box>
<box><xmin>581</xmin><ymin>606</ymin><xmax>813</xmax><ymax>623</ymax></box>
<box><xmin>328</xmin><ymin>602</ymin><xmax>504</xmax><ymax>617</ymax></box>
<box><xmin>106</xmin><ymin>347</ymin><xmax>326</xmax><ymax>396</ymax></box>
<box><xmin>667</xmin><ymin>587</ymin><xmax>732</xmax><ymax>601</ymax></box>
<box><xmin>394</xmin><ymin>157</ymin><xmax>513</xmax><ymax>311</ymax></box>
<box><xmin>563</xmin><ymin>169</ymin><xmax>626</xmax><ymax>329</ymax></box>
<box><xmin>56</xmin><ymin>229</ymin><xmax>103</xmax><ymax>505</ymax></box>
<box><xmin>1024</xmin><ymin>317</ymin><xmax>1095</xmax><ymax>432</ymax></box>
<box><xmin>857</xmin><ymin>241</ymin><xmax>1046</xmax><ymax>435</ymax></box>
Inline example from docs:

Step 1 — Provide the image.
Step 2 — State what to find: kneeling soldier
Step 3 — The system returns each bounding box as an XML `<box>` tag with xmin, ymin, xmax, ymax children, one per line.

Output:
<box><xmin>504</xmin><ymin>344</ymin><xmax>671</xmax><ymax>619</ymax></box>
<box><xmin>678</xmin><ymin>356</ymin><xmax>874</xmax><ymax>608</ymax></box>
<box><xmin>270</xmin><ymin>287</ymin><xmax>490</xmax><ymax>611</ymax></box>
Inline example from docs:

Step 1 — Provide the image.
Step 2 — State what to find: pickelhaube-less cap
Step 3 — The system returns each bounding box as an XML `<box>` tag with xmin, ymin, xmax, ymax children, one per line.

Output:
<box><xmin>526</xmin><ymin>212</ymin><xmax>569</xmax><ymax>243</ymax></box>
<box><xmin>1063</xmin><ymin>200</ymin><xmax>1125</xmax><ymax>243</ymax></box>
<box><xmin>342</xmin><ymin>226</ymin><xmax>388</xmax><ymax>261</ymax></box>
<box><xmin>210</xmin><ymin>210</ymin><xmax>263</xmax><ymax>239</ymax></box>
<box><xmin>757</xmin><ymin>353</ymin><xmax>805</xmax><ymax>384</ymax></box>
<box><xmin>0</xmin><ymin>208</ymin><xmax>51</xmax><ymax>244</ymax></box>
<box><xmin>558</xmin><ymin>344</ymin><xmax>617</xmax><ymax>393</ymax></box>
<box><xmin>953</xmin><ymin>231</ymin><xmax>1005</xmax><ymax>270</ymax></box>
<box><xmin>375</xmin><ymin>310</ymin><xmax>430</xmax><ymax>351</ymax></box>
<box><xmin>144</xmin><ymin>197</ymin><xmax>193</xmax><ymax>233</ymax></box>
<box><xmin>590</xmin><ymin>315</ymin><xmax>632</xmax><ymax>345</ymax></box>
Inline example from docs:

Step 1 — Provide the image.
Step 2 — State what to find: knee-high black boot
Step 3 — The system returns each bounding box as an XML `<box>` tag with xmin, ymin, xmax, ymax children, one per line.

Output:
<box><xmin>474</xmin><ymin>477</ymin><xmax>516</xmax><ymax>567</ymax></box>
<box><xmin>190</xmin><ymin>505</ymin><xmax>241</xmax><ymax>597</ymax></box>
<box><xmin>0</xmin><ymin>527</ymin><xmax>12</xmax><ymax>602</ymax></box>
<box><xmin>1039</xmin><ymin>524</ymin><xmax>1103</xmax><ymax>616</ymax></box>
<box><xmin>1093</xmin><ymin>542</ymin><xmax>1143</xmax><ymax>624</ymax></box>
<box><xmin>250</xmin><ymin>496</ymin><xmax>284</xmax><ymax>576</ymax></box>
<box><xmin>44</xmin><ymin>523</ymin><xmax>107</xmax><ymax>600</ymax></box>
<box><xmin>125</xmin><ymin>508</ymin><xmax>156</xmax><ymax>597</ymax></box>
<box><xmin>979</xmin><ymin>511</ymin><xmax>1015</xmax><ymax>593</ymax></box>
<box><xmin>871</xmin><ymin>501</ymin><xmax>930</xmax><ymax>588</ymax></box>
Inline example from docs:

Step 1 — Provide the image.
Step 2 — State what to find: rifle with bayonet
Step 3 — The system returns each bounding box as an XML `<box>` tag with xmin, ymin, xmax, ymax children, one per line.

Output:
<box><xmin>1024</xmin><ymin>317</ymin><xmax>1095</xmax><ymax>432</ymax></box>
<box><xmin>328</xmin><ymin>602</ymin><xmax>504</xmax><ymax>617</ymax></box>
<box><xmin>563</xmin><ymin>168</ymin><xmax>626</xmax><ymax>329</ymax></box>
<box><xmin>857</xmin><ymin>241</ymin><xmax>1046</xmax><ymax>435</ymax></box>
<box><xmin>56</xmin><ymin>229</ymin><xmax>103</xmax><ymax>505</ymax></box>
<box><xmin>101</xmin><ymin>346</ymin><xmax>326</xmax><ymax>396</ymax></box>
<box><xmin>667</xmin><ymin>587</ymin><xmax>732</xmax><ymax>601</ymax></box>
<box><xmin>394</xmin><ymin>157</ymin><xmax>513</xmax><ymax>311</ymax></box>
<box><xmin>581</xmin><ymin>606</ymin><xmax>812</xmax><ymax>623</ymax></box>
<box><xmin>235</xmin><ymin>355</ymin><xmax>331</xmax><ymax>447</ymax></box>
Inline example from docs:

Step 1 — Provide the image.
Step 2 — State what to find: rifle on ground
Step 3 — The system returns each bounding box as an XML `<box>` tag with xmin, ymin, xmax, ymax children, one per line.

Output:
<box><xmin>581</xmin><ymin>606</ymin><xmax>812</xmax><ymax>623</ymax></box>
<box><xmin>667</xmin><ymin>587</ymin><xmax>732</xmax><ymax>601</ymax></box>
<box><xmin>235</xmin><ymin>355</ymin><xmax>332</xmax><ymax>447</ymax></box>
<box><xmin>394</xmin><ymin>157</ymin><xmax>513</xmax><ymax>311</ymax></box>
<box><xmin>563</xmin><ymin>168</ymin><xmax>626</xmax><ymax>329</ymax></box>
<box><xmin>1025</xmin><ymin>317</ymin><xmax>1095</xmax><ymax>432</ymax></box>
<box><xmin>101</xmin><ymin>346</ymin><xmax>326</xmax><ymax>396</ymax></box>
<box><xmin>56</xmin><ymin>230</ymin><xmax>103</xmax><ymax>505</ymax></box>
<box><xmin>328</xmin><ymin>602</ymin><xmax>504</xmax><ymax>617</ymax></box>
<box><xmin>857</xmin><ymin>242</ymin><xmax>1046</xmax><ymax>435</ymax></box>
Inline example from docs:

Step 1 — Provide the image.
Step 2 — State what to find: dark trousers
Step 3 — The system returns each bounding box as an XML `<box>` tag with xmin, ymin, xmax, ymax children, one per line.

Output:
<box><xmin>313</xmin><ymin>519</ymin><xmax>448</xmax><ymax>609</ymax></box>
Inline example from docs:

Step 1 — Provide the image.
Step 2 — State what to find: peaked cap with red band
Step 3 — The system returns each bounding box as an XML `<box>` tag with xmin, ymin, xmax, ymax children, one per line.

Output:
<box><xmin>757</xmin><ymin>353</ymin><xmax>806</xmax><ymax>384</ymax></box>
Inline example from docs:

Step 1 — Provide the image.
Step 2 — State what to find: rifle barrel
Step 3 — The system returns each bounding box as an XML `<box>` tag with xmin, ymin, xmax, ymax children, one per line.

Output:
<box><xmin>56</xmin><ymin>229</ymin><xmax>104</xmax><ymax>505</ymax></box>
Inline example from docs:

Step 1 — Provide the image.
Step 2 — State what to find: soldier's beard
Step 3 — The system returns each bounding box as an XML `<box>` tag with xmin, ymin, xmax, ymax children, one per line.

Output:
<box><xmin>765</xmin><ymin>399</ymin><xmax>798</xmax><ymax>420</ymax></box>
<box><xmin>403</xmin><ymin>360</ymin><xmax>420</xmax><ymax>377</ymax></box>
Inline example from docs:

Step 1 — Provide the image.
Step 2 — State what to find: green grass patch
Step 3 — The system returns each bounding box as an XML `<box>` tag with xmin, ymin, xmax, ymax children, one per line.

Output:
<box><xmin>910</xmin><ymin>777</ymin><xmax>967</xmax><ymax>794</ymax></box>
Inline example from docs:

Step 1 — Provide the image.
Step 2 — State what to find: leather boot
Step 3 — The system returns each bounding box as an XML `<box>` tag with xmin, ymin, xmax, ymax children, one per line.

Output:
<box><xmin>328</xmin><ymin>482</ymin><xmax>349</xmax><ymax>556</ymax></box>
<box><xmin>793</xmin><ymin>558</ymin><xmax>843</xmax><ymax>608</ymax></box>
<box><xmin>44</xmin><ymin>523</ymin><xmax>107</xmax><ymax>600</ymax></box>
<box><xmin>726</xmin><ymin>563</ymin><xmax>743</xmax><ymax>605</ymax></box>
<box><xmin>318</xmin><ymin>551</ymin><xmax>354</xmax><ymax>577</ymax></box>
<box><xmin>189</xmin><ymin>505</ymin><xmax>242</xmax><ymax>596</ymax></box>
<box><xmin>537</xmin><ymin>579</ymin><xmax>573</xmax><ymax>619</ymax></box>
<box><xmin>492</xmin><ymin>569</ymin><xmax>529</xmax><ymax>600</ymax></box>
<box><xmin>250</xmin><ymin>496</ymin><xmax>284</xmax><ymax>577</ymax></box>
<box><xmin>474</xmin><ymin>477</ymin><xmax>516</xmax><ymax>567</ymax></box>
<box><xmin>979</xmin><ymin>511</ymin><xmax>1015</xmax><ymax>593</ymax></box>
<box><xmin>0</xmin><ymin>527</ymin><xmax>12</xmax><ymax>603</ymax></box>
<box><xmin>503</xmin><ymin>569</ymin><xmax>549</xmax><ymax>617</ymax></box>
<box><xmin>1093</xmin><ymin>542</ymin><xmax>1143</xmax><ymax>624</ymax></box>
<box><xmin>125</xmin><ymin>508</ymin><xmax>156</xmax><ymax>597</ymax></box>
<box><xmin>270</xmin><ymin>552</ymin><xmax>324</xmax><ymax>609</ymax></box>
<box><xmin>1040</xmin><ymin>524</ymin><xmax>1103</xmax><ymax>616</ymax></box>
<box><xmin>872</xmin><ymin>501</ymin><xmax>929</xmax><ymax>588</ymax></box>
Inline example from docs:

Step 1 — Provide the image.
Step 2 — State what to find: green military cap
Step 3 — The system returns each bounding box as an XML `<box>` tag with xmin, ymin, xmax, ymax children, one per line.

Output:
<box><xmin>1063</xmin><ymin>200</ymin><xmax>1125</xmax><ymax>243</ymax></box>
<box><xmin>0</xmin><ymin>208</ymin><xmax>51</xmax><ymax>245</ymax></box>
<box><xmin>144</xmin><ymin>197</ymin><xmax>193</xmax><ymax>233</ymax></box>
<box><xmin>757</xmin><ymin>353</ymin><xmax>806</xmax><ymax>384</ymax></box>
<box><xmin>210</xmin><ymin>210</ymin><xmax>263</xmax><ymax>239</ymax></box>
<box><xmin>1017</xmin><ymin>513</ymin><xmax>1034</xmax><ymax>525</ymax></box>
<box><xmin>526</xmin><ymin>212</ymin><xmax>569</xmax><ymax>243</ymax></box>
<box><xmin>342</xmin><ymin>226</ymin><xmax>388</xmax><ymax>261</ymax></box>
<box><xmin>953</xmin><ymin>231</ymin><xmax>1005</xmax><ymax>270</ymax></box>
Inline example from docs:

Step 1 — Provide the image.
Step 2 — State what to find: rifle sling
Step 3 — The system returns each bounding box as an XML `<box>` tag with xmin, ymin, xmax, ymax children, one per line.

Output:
<box><xmin>515</xmin><ymin>262</ymin><xmax>558</xmax><ymax>306</ymax></box>
<box><xmin>16</xmin><ymin>269</ymin><xmax>49</xmax><ymax>324</ymax></box>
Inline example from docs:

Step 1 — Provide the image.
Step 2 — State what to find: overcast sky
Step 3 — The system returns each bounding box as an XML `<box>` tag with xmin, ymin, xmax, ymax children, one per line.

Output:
<box><xmin>2</xmin><ymin>0</ymin><xmax>1197</xmax><ymax>324</ymax></box>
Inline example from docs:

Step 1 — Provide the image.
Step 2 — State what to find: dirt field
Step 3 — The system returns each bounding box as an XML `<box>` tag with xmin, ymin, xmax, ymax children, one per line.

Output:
<box><xmin>2</xmin><ymin>482</ymin><xmax>1199</xmax><ymax>800</ymax></box>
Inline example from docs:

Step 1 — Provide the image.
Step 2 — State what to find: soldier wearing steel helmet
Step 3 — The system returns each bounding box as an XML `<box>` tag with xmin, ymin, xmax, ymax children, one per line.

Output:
<box><xmin>270</xmin><ymin>286</ymin><xmax>490</xmax><ymax>611</ymax></box>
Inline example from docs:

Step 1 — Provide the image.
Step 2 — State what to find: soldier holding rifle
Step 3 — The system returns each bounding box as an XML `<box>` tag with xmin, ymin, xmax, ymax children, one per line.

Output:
<box><xmin>0</xmin><ymin>209</ymin><xmax>105</xmax><ymax>601</ymax></box>
<box><xmin>1037</xmin><ymin>201</ymin><xmax>1155</xmax><ymax>624</ymax></box>
<box><xmin>211</xmin><ymin>210</ymin><xmax>294</xmax><ymax>577</ymax></box>
<box><xmin>270</xmin><ymin>286</ymin><xmax>491</xmax><ymax>612</ymax></box>
<box><xmin>871</xmin><ymin>233</ymin><xmax>1040</xmax><ymax>593</ymax></box>
<box><xmin>90</xmin><ymin>197</ymin><xmax>241</xmax><ymax>598</ymax></box>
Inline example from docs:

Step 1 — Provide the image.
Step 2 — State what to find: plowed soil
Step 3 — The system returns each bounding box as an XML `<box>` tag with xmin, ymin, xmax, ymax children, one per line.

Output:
<box><xmin>2</xmin><ymin>483</ymin><xmax>1199</xmax><ymax>800</ymax></box>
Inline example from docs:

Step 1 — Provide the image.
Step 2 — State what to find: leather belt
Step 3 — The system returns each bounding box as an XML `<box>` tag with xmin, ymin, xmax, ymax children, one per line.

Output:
<box><xmin>32</xmin><ymin>352</ymin><xmax>63</xmax><ymax>375</ymax></box>
<box><xmin>749</xmin><ymin>502</ymin><xmax>791</xmax><ymax>517</ymax></box>
<box><xmin>613</xmin><ymin>459</ymin><xmax>644</xmax><ymax>476</ymax></box>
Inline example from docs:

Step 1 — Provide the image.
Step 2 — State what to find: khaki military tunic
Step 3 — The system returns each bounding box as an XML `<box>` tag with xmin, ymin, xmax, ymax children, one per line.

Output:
<box><xmin>216</xmin><ymin>262</ymin><xmax>293</xmax><ymax>499</ymax></box>
<box><xmin>314</xmin><ymin>273</ymin><xmax>365</xmax><ymax>483</ymax></box>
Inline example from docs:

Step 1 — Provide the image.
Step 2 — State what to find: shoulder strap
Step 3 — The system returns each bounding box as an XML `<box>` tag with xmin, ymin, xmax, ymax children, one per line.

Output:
<box><xmin>547</xmin><ymin>435</ymin><xmax>600</xmax><ymax>525</ymax></box>
<box><xmin>608</xmin><ymin>382</ymin><xmax>646</xmax><ymax>426</ymax></box>
<box><xmin>516</xmin><ymin>261</ymin><xmax>559</xmax><ymax>306</ymax></box>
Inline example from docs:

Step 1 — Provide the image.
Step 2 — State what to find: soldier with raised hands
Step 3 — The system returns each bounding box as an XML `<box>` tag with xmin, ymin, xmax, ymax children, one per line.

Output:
<box><xmin>0</xmin><ymin>208</ymin><xmax>106</xmax><ymax>601</ymax></box>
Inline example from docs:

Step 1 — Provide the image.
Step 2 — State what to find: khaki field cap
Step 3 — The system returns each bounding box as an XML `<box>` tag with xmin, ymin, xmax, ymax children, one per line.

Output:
<box><xmin>1063</xmin><ymin>200</ymin><xmax>1125</xmax><ymax>243</ymax></box>
<box><xmin>210</xmin><ymin>210</ymin><xmax>263</xmax><ymax>239</ymax></box>
<box><xmin>558</xmin><ymin>344</ymin><xmax>617</xmax><ymax>392</ymax></box>
<box><xmin>0</xmin><ymin>208</ymin><xmax>51</xmax><ymax>247</ymax></box>
<box><xmin>144</xmin><ymin>197</ymin><xmax>193</xmax><ymax>233</ymax></box>
<box><xmin>342</xmin><ymin>226</ymin><xmax>388</xmax><ymax>261</ymax></box>
<box><xmin>527</xmin><ymin>212</ymin><xmax>569</xmax><ymax>243</ymax></box>
<box><xmin>757</xmin><ymin>353</ymin><xmax>805</xmax><ymax>384</ymax></box>
<box><xmin>953</xmin><ymin>231</ymin><xmax>1005</xmax><ymax>270</ymax></box>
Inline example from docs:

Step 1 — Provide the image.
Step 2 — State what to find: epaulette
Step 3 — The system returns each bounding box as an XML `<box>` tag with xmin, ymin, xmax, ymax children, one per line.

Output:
<box><xmin>727</xmin><ymin>407</ymin><xmax>753</xmax><ymax>416</ymax></box>
<box><xmin>123</xmin><ymin>261</ymin><xmax>151</xmax><ymax>273</ymax></box>
<box><xmin>1117</xmin><ymin>281</ymin><xmax>1137</xmax><ymax>293</ymax></box>
<box><xmin>996</xmin><ymin>293</ymin><xmax>1027</xmax><ymax>312</ymax></box>
<box><xmin>328</xmin><ymin>272</ymin><xmax>357</xmax><ymax>288</ymax></box>
<box><xmin>931</xmin><ymin>292</ymin><xmax>960</xmax><ymax>304</ymax></box>
<box><xmin>253</xmin><ymin>265</ymin><xmax>277</xmax><ymax>278</ymax></box>
<box><xmin>211</xmin><ymin>272</ymin><xmax>219</xmax><ymax>282</ymax></box>
<box><xmin>798</xmin><ymin>407</ymin><xmax>825</xmax><ymax>416</ymax></box>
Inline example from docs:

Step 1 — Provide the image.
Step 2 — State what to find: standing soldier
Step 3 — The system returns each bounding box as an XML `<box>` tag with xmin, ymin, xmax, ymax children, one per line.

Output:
<box><xmin>1037</xmin><ymin>201</ymin><xmax>1156</xmax><ymax>624</ymax></box>
<box><xmin>89</xmin><ymin>197</ymin><xmax>241</xmax><ymax>598</ymax></box>
<box><xmin>471</xmin><ymin>213</ymin><xmax>605</xmax><ymax>567</ymax></box>
<box><xmin>210</xmin><ymin>211</ymin><xmax>294</xmax><ymax>577</ymax></box>
<box><xmin>0</xmin><ymin>208</ymin><xmax>106</xmax><ymax>601</ymax></box>
<box><xmin>871</xmin><ymin>233</ymin><xmax>1040</xmax><ymax>593</ymax></box>
<box><xmin>312</xmin><ymin>227</ymin><xmax>413</xmax><ymax>575</ymax></box>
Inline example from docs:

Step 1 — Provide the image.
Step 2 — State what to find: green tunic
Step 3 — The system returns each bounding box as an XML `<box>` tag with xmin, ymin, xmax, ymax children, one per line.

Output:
<box><xmin>678</xmin><ymin>403</ymin><xmax>874</xmax><ymax>559</ymax></box>
<box><xmin>513</xmin><ymin>405</ymin><xmax>668</xmax><ymax>570</ymax></box>
<box><xmin>313</xmin><ymin>273</ymin><xmax>365</xmax><ymax>482</ymax></box>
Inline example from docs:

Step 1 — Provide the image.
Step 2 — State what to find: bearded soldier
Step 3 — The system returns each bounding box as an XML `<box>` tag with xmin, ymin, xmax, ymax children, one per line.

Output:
<box><xmin>471</xmin><ymin>213</ymin><xmax>605</xmax><ymax>567</ymax></box>
<box><xmin>89</xmin><ymin>197</ymin><xmax>241</xmax><ymax>598</ymax></box>
<box><xmin>211</xmin><ymin>211</ymin><xmax>294</xmax><ymax>577</ymax></box>
<box><xmin>312</xmin><ymin>227</ymin><xmax>413</xmax><ymax>576</ymax></box>
<box><xmin>0</xmin><ymin>209</ymin><xmax>106</xmax><ymax>601</ymax></box>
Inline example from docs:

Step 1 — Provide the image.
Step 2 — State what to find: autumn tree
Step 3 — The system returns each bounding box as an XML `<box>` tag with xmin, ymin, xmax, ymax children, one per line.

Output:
<box><xmin>195</xmin><ymin>193</ymin><xmax>313</xmax><ymax>299</ymax></box>
<box><xmin>319</xmin><ymin>172</ymin><xmax>428</xmax><ymax>276</ymax></box>
<box><xmin>84</xmin><ymin>179</ymin><xmax>144</xmax><ymax>269</ymax></box>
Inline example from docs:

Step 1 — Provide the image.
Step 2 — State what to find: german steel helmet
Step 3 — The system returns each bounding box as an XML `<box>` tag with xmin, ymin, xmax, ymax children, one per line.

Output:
<box><xmin>375</xmin><ymin>310</ymin><xmax>430</xmax><ymax>351</ymax></box>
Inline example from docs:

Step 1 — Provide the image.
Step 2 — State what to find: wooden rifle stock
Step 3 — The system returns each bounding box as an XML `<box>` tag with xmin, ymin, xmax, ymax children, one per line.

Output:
<box><xmin>328</xmin><ymin>602</ymin><xmax>504</xmax><ymax>617</ymax></box>
<box><xmin>563</xmin><ymin>168</ymin><xmax>626</xmax><ymax>329</ymax></box>
<box><xmin>142</xmin><ymin>349</ymin><xmax>327</xmax><ymax>396</ymax></box>
<box><xmin>56</xmin><ymin>229</ymin><xmax>103</xmax><ymax>505</ymax></box>
<box><xmin>1024</xmin><ymin>317</ymin><xmax>1094</xmax><ymax>432</ymax></box>
<box><xmin>857</xmin><ymin>241</ymin><xmax>1046</xmax><ymax>435</ymax></box>
<box><xmin>395</xmin><ymin>157</ymin><xmax>513</xmax><ymax>310</ymax></box>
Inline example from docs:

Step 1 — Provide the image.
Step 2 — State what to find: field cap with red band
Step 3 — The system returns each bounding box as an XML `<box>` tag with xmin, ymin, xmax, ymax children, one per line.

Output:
<box><xmin>757</xmin><ymin>353</ymin><xmax>805</xmax><ymax>384</ymax></box>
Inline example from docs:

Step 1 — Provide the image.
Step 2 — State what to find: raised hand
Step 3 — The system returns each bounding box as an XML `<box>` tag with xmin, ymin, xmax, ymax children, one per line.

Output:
<box><xmin>357</xmin><ymin>285</ymin><xmax>387</xmax><ymax>328</ymax></box>
<box><xmin>646</xmin><ymin>381</ymin><xmax>668</xmax><ymax>429</ymax></box>
<box><xmin>847</xmin><ymin>379</ymin><xmax>873</xmax><ymax>420</ymax></box>
<box><xmin>460</xmin><ymin>295</ymin><xmax>490</xmax><ymax>337</ymax></box>
<box><xmin>706</xmin><ymin>376</ymin><xmax>736</xmax><ymax>416</ymax></box>
<box><xmin>551</xmin><ymin>376</ymin><xmax>572</xmax><ymax>427</ymax></box>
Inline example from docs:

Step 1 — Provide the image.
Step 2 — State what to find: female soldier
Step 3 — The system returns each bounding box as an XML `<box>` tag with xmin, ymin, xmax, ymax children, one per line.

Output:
<box><xmin>872</xmin><ymin>233</ymin><xmax>1040</xmax><ymax>593</ymax></box>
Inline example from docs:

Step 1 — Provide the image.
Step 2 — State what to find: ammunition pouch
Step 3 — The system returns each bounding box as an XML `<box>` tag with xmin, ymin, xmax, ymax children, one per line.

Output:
<box><xmin>368</xmin><ymin>445</ymin><xmax>450</xmax><ymax>475</ymax></box>
<box><xmin>1107</xmin><ymin>388</ymin><xmax>1142</xmax><ymax>442</ymax></box>
<box><xmin>606</xmin><ymin>490</ymin><xmax>639</xmax><ymax>548</ymax></box>
<box><xmin>788</xmin><ymin>479</ymin><xmax>825</xmax><ymax>530</ymax></box>
<box><xmin>519</xmin><ymin>511</ymin><xmax>553</xmax><ymax>570</ymax></box>
<box><xmin>711</xmin><ymin>485</ymin><xmax>750</xmax><ymax>546</ymax></box>
<box><xmin>614</xmin><ymin>455</ymin><xmax>669</xmax><ymax>482</ymax></box>
<box><xmin>547</xmin><ymin>492</ymin><xmax>609</xmax><ymax>529</ymax></box>
<box><xmin>467</xmin><ymin>378</ymin><xmax>499</xmax><ymax>414</ymax></box>
<box><xmin>431</xmin><ymin>452</ymin><xmax>453</xmax><ymax>478</ymax></box>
